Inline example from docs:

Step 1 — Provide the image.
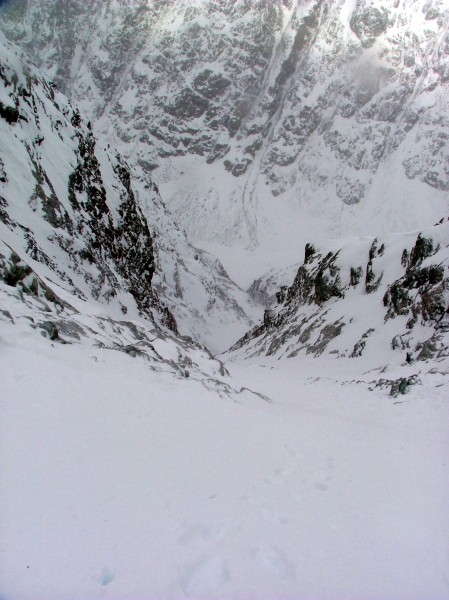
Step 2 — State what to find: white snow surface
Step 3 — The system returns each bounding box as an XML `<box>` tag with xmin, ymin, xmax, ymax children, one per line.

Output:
<box><xmin>1</xmin><ymin>315</ymin><xmax>449</xmax><ymax>600</ymax></box>
<box><xmin>0</xmin><ymin>6</ymin><xmax>449</xmax><ymax>599</ymax></box>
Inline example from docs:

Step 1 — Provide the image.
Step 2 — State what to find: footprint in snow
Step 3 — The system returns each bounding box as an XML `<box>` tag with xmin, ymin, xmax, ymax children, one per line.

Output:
<box><xmin>178</xmin><ymin>520</ymin><xmax>239</xmax><ymax>545</ymax></box>
<box><xmin>100</xmin><ymin>567</ymin><xmax>115</xmax><ymax>586</ymax></box>
<box><xmin>179</xmin><ymin>556</ymin><xmax>229</xmax><ymax>597</ymax></box>
<box><xmin>314</xmin><ymin>457</ymin><xmax>335</xmax><ymax>491</ymax></box>
<box><xmin>253</xmin><ymin>545</ymin><xmax>295</xmax><ymax>580</ymax></box>
<box><xmin>314</xmin><ymin>482</ymin><xmax>328</xmax><ymax>491</ymax></box>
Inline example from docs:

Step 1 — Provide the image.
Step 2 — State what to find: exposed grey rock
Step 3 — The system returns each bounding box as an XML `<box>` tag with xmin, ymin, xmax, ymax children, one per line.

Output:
<box><xmin>391</xmin><ymin>334</ymin><xmax>411</xmax><ymax>351</ymax></box>
<box><xmin>365</xmin><ymin>239</ymin><xmax>384</xmax><ymax>294</ymax></box>
<box><xmin>40</xmin><ymin>320</ymin><xmax>59</xmax><ymax>341</ymax></box>
<box><xmin>383</xmin><ymin>233</ymin><xmax>447</xmax><ymax>327</ymax></box>
<box><xmin>336</xmin><ymin>178</ymin><xmax>365</xmax><ymax>205</ymax></box>
<box><xmin>350</xmin><ymin>2</ymin><xmax>393</xmax><ymax>48</ymax></box>
<box><xmin>350</xmin><ymin>266</ymin><xmax>363</xmax><ymax>287</ymax></box>
<box><xmin>388</xmin><ymin>374</ymin><xmax>420</xmax><ymax>397</ymax></box>
<box><xmin>307</xmin><ymin>320</ymin><xmax>345</xmax><ymax>356</ymax></box>
<box><xmin>351</xmin><ymin>328</ymin><xmax>375</xmax><ymax>357</ymax></box>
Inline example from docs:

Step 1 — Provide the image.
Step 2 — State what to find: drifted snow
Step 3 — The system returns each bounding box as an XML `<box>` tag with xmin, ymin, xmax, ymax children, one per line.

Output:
<box><xmin>1</xmin><ymin>323</ymin><xmax>449</xmax><ymax>600</ymax></box>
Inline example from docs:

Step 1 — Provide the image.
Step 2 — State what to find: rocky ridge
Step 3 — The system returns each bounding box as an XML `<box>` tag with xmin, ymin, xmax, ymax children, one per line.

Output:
<box><xmin>0</xmin><ymin>33</ymin><xmax>256</xmax><ymax>353</ymax></box>
<box><xmin>228</xmin><ymin>222</ymin><xmax>449</xmax><ymax>380</ymax></box>
<box><xmin>0</xmin><ymin>34</ymin><xmax>251</xmax><ymax>376</ymax></box>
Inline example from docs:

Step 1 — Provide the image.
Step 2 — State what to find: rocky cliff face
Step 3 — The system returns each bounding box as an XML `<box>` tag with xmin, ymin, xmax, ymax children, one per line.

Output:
<box><xmin>2</xmin><ymin>0</ymin><xmax>448</xmax><ymax>248</ymax></box>
<box><xmin>0</xmin><ymin>35</ymin><xmax>159</xmax><ymax>319</ymax></box>
<box><xmin>228</xmin><ymin>222</ymin><xmax>449</xmax><ymax>376</ymax></box>
<box><xmin>0</xmin><ymin>33</ymin><xmax>255</xmax><ymax>353</ymax></box>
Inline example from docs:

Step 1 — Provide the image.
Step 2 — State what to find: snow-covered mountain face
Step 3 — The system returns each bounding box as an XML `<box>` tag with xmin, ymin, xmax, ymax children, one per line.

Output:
<box><xmin>0</xmin><ymin>33</ymin><xmax>256</xmax><ymax>354</ymax></box>
<box><xmin>1</xmin><ymin>0</ymin><xmax>449</xmax><ymax>266</ymax></box>
<box><xmin>2</xmin><ymin>11</ymin><xmax>449</xmax><ymax>600</ymax></box>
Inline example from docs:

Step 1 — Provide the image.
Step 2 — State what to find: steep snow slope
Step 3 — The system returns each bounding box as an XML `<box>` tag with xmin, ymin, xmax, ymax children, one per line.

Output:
<box><xmin>2</xmin><ymin>298</ymin><xmax>449</xmax><ymax>600</ymax></box>
<box><xmin>0</xmin><ymin>33</ymin><xmax>256</xmax><ymax>351</ymax></box>
<box><xmin>2</xmin><ymin>0</ymin><xmax>449</xmax><ymax>269</ymax></box>
<box><xmin>0</xmin><ymin>240</ymin><xmax>238</xmax><ymax>389</ymax></box>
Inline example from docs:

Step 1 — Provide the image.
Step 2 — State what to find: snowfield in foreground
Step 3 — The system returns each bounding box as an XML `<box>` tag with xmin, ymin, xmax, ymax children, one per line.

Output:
<box><xmin>1</xmin><ymin>323</ymin><xmax>448</xmax><ymax>600</ymax></box>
